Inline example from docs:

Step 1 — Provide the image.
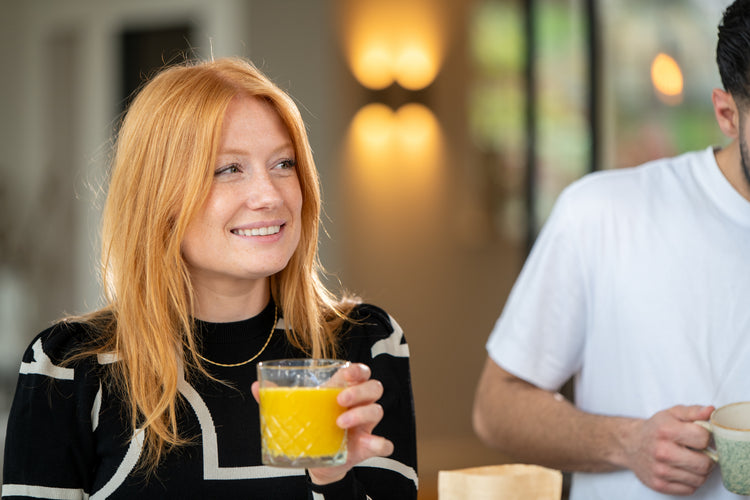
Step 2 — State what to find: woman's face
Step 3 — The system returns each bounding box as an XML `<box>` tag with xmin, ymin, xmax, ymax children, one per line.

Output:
<box><xmin>182</xmin><ymin>95</ymin><xmax>303</xmax><ymax>298</ymax></box>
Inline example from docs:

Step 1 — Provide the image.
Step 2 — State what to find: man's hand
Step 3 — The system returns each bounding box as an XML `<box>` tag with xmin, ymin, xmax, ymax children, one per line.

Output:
<box><xmin>619</xmin><ymin>405</ymin><xmax>715</xmax><ymax>496</ymax></box>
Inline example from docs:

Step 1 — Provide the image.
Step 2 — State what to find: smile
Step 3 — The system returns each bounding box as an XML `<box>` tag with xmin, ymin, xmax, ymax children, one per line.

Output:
<box><xmin>232</xmin><ymin>225</ymin><xmax>281</xmax><ymax>237</ymax></box>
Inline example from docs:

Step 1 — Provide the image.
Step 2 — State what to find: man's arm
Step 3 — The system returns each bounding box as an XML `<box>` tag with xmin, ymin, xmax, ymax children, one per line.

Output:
<box><xmin>472</xmin><ymin>357</ymin><xmax>715</xmax><ymax>496</ymax></box>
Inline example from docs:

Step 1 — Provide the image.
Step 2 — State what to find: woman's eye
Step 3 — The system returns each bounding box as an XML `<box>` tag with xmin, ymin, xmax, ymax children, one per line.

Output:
<box><xmin>215</xmin><ymin>163</ymin><xmax>241</xmax><ymax>176</ymax></box>
<box><xmin>275</xmin><ymin>159</ymin><xmax>297</xmax><ymax>170</ymax></box>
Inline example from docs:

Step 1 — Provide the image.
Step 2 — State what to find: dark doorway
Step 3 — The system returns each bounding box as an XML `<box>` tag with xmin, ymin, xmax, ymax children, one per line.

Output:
<box><xmin>120</xmin><ymin>24</ymin><xmax>195</xmax><ymax>111</ymax></box>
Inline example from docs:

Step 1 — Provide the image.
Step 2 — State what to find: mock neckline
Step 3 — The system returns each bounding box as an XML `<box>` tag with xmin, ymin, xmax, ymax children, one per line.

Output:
<box><xmin>194</xmin><ymin>300</ymin><xmax>278</xmax><ymax>345</ymax></box>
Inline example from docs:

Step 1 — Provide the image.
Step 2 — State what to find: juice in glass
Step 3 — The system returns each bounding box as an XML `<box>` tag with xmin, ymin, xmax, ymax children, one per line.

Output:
<box><xmin>257</xmin><ymin>359</ymin><xmax>349</xmax><ymax>467</ymax></box>
<box><xmin>259</xmin><ymin>386</ymin><xmax>346</xmax><ymax>465</ymax></box>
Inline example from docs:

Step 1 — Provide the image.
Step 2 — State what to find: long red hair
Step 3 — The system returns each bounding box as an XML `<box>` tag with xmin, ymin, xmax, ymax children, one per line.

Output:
<box><xmin>77</xmin><ymin>57</ymin><xmax>355</xmax><ymax>471</ymax></box>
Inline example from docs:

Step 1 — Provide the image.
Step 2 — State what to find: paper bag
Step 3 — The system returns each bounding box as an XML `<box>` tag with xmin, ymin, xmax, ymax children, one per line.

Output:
<box><xmin>438</xmin><ymin>464</ymin><xmax>562</xmax><ymax>500</ymax></box>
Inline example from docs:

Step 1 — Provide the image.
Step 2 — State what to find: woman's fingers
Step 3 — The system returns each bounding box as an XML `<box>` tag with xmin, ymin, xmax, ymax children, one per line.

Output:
<box><xmin>327</xmin><ymin>362</ymin><xmax>370</xmax><ymax>387</ymax></box>
<box><xmin>356</xmin><ymin>432</ymin><xmax>394</xmax><ymax>458</ymax></box>
<box><xmin>338</xmin><ymin>378</ymin><xmax>383</xmax><ymax>408</ymax></box>
<box><xmin>338</xmin><ymin>402</ymin><xmax>384</xmax><ymax>431</ymax></box>
<box><xmin>306</xmin><ymin>365</ymin><xmax>392</xmax><ymax>486</ymax></box>
<box><xmin>250</xmin><ymin>381</ymin><xmax>260</xmax><ymax>402</ymax></box>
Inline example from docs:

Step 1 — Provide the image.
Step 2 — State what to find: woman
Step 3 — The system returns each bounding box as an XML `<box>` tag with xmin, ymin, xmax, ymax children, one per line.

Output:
<box><xmin>2</xmin><ymin>57</ymin><xmax>417</xmax><ymax>499</ymax></box>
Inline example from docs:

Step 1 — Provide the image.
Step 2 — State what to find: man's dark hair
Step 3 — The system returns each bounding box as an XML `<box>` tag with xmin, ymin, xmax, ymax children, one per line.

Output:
<box><xmin>717</xmin><ymin>0</ymin><xmax>750</xmax><ymax>103</ymax></box>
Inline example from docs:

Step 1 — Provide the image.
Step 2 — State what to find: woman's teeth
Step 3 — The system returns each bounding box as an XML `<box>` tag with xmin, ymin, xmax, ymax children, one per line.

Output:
<box><xmin>233</xmin><ymin>225</ymin><xmax>281</xmax><ymax>236</ymax></box>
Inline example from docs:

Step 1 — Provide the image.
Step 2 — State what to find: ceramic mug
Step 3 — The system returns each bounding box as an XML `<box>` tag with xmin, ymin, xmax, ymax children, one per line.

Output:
<box><xmin>696</xmin><ymin>401</ymin><xmax>750</xmax><ymax>495</ymax></box>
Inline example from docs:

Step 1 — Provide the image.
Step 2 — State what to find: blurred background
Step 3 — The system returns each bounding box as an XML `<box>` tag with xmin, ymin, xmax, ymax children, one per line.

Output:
<box><xmin>0</xmin><ymin>0</ymin><xmax>732</xmax><ymax>498</ymax></box>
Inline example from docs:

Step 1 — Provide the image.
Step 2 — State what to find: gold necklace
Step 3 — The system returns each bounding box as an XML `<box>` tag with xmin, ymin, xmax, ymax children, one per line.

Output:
<box><xmin>196</xmin><ymin>305</ymin><xmax>277</xmax><ymax>368</ymax></box>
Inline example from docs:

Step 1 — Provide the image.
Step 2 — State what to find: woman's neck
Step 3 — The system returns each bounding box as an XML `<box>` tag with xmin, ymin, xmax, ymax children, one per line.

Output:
<box><xmin>192</xmin><ymin>277</ymin><xmax>271</xmax><ymax>322</ymax></box>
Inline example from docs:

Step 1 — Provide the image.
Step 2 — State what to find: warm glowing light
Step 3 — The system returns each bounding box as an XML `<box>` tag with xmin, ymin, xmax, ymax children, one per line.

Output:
<box><xmin>344</xmin><ymin>102</ymin><xmax>446</xmax><ymax>252</ymax></box>
<box><xmin>348</xmin><ymin>102</ymin><xmax>442</xmax><ymax>177</ymax></box>
<box><xmin>395</xmin><ymin>45</ymin><xmax>439</xmax><ymax>90</ymax></box>
<box><xmin>351</xmin><ymin>43</ymin><xmax>396</xmax><ymax>90</ymax></box>
<box><xmin>339</xmin><ymin>0</ymin><xmax>446</xmax><ymax>90</ymax></box>
<box><xmin>651</xmin><ymin>53</ymin><xmax>683</xmax><ymax>100</ymax></box>
<box><xmin>350</xmin><ymin>103</ymin><xmax>396</xmax><ymax>151</ymax></box>
<box><xmin>395</xmin><ymin>103</ymin><xmax>440</xmax><ymax>153</ymax></box>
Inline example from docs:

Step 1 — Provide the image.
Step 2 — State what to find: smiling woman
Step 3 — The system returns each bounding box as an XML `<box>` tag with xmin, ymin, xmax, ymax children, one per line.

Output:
<box><xmin>1</xmin><ymin>57</ymin><xmax>418</xmax><ymax>500</ymax></box>
<box><xmin>181</xmin><ymin>95</ymin><xmax>304</xmax><ymax>322</ymax></box>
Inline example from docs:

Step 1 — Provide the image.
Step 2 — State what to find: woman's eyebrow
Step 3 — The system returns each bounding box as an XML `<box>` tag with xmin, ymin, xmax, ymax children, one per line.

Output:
<box><xmin>217</xmin><ymin>142</ymin><xmax>295</xmax><ymax>158</ymax></box>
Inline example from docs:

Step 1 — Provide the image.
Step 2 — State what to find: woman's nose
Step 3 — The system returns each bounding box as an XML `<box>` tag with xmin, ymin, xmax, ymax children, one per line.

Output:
<box><xmin>243</xmin><ymin>171</ymin><xmax>282</xmax><ymax>209</ymax></box>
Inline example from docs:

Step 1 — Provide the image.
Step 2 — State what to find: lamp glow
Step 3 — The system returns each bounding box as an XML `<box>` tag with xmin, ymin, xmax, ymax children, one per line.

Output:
<box><xmin>351</xmin><ymin>43</ymin><xmax>396</xmax><ymax>90</ymax></box>
<box><xmin>350</xmin><ymin>103</ymin><xmax>396</xmax><ymax>152</ymax></box>
<box><xmin>395</xmin><ymin>103</ymin><xmax>440</xmax><ymax>154</ymax></box>
<box><xmin>395</xmin><ymin>44</ymin><xmax>439</xmax><ymax>90</ymax></box>
<box><xmin>339</xmin><ymin>0</ymin><xmax>445</xmax><ymax>91</ymax></box>
<box><xmin>348</xmin><ymin>102</ymin><xmax>441</xmax><ymax>173</ymax></box>
<box><xmin>651</xmin><ymin>53</ymin><xmax>683</xmax><ymax>102</ymax></box>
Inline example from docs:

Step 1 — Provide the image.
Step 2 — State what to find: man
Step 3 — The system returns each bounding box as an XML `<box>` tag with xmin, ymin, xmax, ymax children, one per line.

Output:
<box><xmin>472</xmin><ymin>1</ymin><xmax>750</xmax><ymax>498</ymax></box>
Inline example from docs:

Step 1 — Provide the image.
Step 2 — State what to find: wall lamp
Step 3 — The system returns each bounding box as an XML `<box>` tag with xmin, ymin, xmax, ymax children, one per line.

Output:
<box><xmin>339</xmin><ymin>0</ymin><xmax>447</xmax><ymax>175</ymax></box>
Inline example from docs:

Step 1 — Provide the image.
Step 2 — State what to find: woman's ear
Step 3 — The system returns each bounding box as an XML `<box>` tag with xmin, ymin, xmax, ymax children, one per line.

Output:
<box><xmin>713</xmin><ymin>88</ymin><xmax>741</xmax><ymax>139</ymax></box>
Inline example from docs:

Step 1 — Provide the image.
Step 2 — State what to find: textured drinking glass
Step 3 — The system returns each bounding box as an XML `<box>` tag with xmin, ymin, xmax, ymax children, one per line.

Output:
<box><xmin>258</xmin><ymin>359</ymin><xmax>349</xmax><ymax>467</ymax></box>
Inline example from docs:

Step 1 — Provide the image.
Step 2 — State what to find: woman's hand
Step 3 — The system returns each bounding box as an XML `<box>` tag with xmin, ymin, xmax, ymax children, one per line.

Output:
<box><xmin>251</xmin><ymin>362</ymin><xmax>394</xmax><ymax>485</ymax></box>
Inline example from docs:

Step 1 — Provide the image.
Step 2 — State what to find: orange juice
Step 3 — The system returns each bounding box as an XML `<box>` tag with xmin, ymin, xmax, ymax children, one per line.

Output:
<box><xmin>259</xmin><ymin>386</ymin><xmax>346</xmax><ymax>464</ymax></box>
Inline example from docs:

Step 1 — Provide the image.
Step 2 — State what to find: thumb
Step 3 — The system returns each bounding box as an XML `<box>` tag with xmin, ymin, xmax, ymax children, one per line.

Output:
<box><xmin>251</xmin><ymin>381</ymin><xmax>260</xmax><ymax>403</ymax></box>
<box><xmin>672</xmin><ymin>404</ymin><xmax>714</xmax><ymax>422</ymax></box>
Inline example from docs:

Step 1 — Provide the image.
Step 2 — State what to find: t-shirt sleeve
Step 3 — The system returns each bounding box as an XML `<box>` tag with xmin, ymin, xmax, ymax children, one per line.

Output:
<box><xmin>2</xmin><ymin>323</ymin><xmax>99</xmax><ymax>499</ymax></box>
<box><xmin>323</xmin><ymin>304</ymin><xmax>417</xmax><ymax>500</ymax></box>
<box><xmin>486</xmin><ymin>184</ymin><xmax>591</xmax><ymax>391</ymax></box>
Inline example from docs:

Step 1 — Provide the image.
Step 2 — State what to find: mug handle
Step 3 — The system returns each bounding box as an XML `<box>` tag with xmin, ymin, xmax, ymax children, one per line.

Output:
<box><xmin>694</xmin><ymin>420</ymin><xmax>719</xmax><ymax>462</ymax></box>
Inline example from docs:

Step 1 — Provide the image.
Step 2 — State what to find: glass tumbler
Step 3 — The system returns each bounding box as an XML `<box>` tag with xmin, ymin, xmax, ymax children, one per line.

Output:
<box><xmin>258</xmin><ymin>359</ymin><xmax>349</xmax><ymax>467</ymax></box>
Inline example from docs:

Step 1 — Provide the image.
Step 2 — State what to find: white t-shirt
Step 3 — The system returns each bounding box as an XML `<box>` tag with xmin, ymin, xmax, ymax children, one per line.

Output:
<box><xmin>486</xmin><ymin>147</ymin><xmax>750</xmax><ymax>499</ymax></box>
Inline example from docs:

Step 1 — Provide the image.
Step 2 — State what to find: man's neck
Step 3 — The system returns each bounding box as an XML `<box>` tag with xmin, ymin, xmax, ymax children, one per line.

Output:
<box><xmin>714</xmin><ymin>140</ymin><xmax>750</xmax><ymax>201</ymax></box>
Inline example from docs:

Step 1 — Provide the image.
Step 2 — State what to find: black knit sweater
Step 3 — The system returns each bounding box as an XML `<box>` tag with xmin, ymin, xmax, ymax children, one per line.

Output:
<box><xmin>2</xmin><ymin>302</ymin><xmax>417</xmax><ymax>499</ymax></box>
